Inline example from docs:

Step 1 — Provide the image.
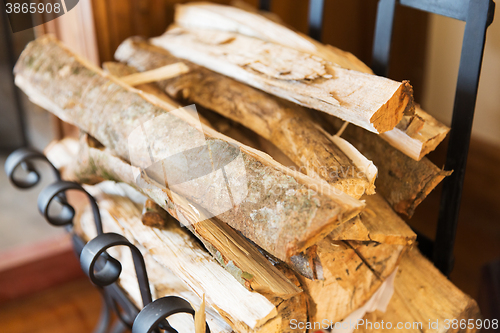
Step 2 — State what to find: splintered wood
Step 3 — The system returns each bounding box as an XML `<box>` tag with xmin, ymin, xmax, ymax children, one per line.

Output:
<box><xmin>115</xmin><ymin>37</ymin><xmax>376</xmax><ymax>199</ymax></box>
<box><xmin>152</xmin><ymin>27</ymin><xmax>413</xmax><ymax>134</ymax></box>
<box><xmin>14</xmin><ymin>1</ymin><xmax>477</xmax><ymax>331</ymax></box>
<box><xmin>15</xmin><ymin>35</ymin><xmax>363</xmax><ymax>262</ymax></box>
<box><xmin>172</xmin><ymin>2</ymin><xmax>449</xmax><ymax>160</ymax></box>
<box><xmin>75</xmin><ymin>182</ymin><xmax>307</xmax><ymax>332</ymax></box>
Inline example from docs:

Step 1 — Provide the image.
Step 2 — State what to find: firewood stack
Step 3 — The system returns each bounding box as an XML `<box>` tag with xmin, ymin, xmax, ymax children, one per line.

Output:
<box><xmin>14</xmin><ymin>3</ymin><xmax>479</xmax><ymax>332</ymax></box>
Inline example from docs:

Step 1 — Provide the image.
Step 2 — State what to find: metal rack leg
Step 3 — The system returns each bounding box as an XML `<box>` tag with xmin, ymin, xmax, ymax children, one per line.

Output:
<box><xmin>93</xmin><ymin>295</ymin><xmax>113</xmax><ymax>333</ymax></box>
<box><xmin>109</xmin><ymin>321</ymin><xmax>128</xmax><ymax>333</ymax></box>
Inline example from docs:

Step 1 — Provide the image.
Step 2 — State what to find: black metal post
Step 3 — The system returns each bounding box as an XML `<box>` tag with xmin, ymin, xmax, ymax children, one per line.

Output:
<box><xmin>434</xmin><ymin>0</ymin><xmax>495</xmax><ymax>275</ymax></box>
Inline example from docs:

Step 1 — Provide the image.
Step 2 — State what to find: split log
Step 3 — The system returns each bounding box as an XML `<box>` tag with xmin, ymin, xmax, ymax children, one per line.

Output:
<box><xmin>113</xmin><ymin>39</ymin><xmax>416</xmax><ymax>244</ymax></box>
<box><xmin>113</xmin><ymin>37</ymin><xmax>443</xmax><ymax>217</ymax></box>
<box><xmin>15</xmin><ymin>35</ymin><xmax>364</xmax><ymax>261</ymax></box>
<box><xmin>283</xmin><ymin>194</ymin><xmax>411</xmax><ymax>324</ymax></box>
<box><xmin>380</xmin><ymin>109</ymin><xmax>450</xmax><ymax>161</ymax></box>
<box><xmin>174</xmin><ymin>2</ymin><xmax>372</xmax><ymax>73</ymax></box>
<box><xmin>329</xmin><ymin>194</ymin><xmax>416</xmax><ymax>246</ymax></box>
<box><xmin>295</xmin><ymin>236</ymin><xmax>405</xmax><ymax>323</ymax></box>
<box><xmin>354</xmin><ymin>248</ymin><xmax>481</xmax><ymax>333</ymax></box>
<box><xmin>141</xmin><ymin>198</ymin><xmax>169</xmax><ymax>228</ymax></box>
<box><xmin>174</xmin><ymin>2</ymin><xmax>449</xmax><ymax>160</ymax></box>
<box><xmin>75</xmin><ymin>195</ymin><xmax>234</xmax><ymax>333</ymax></box>
<box><xmin>318</xmin><ymin>114</ymin><xmax>451</xmax><ymax>216</ymax></box>
<box><xmin>46</xmin><ymin>136</ymin><xmax>302</xmax><ymax>302</ymax></box>
<box><xmin>151</xmin><ymin>28</ymin><xmax>414</xmax><ymax>134</ymax></box>
<box><xmin>119</xmin><ymin>62</ymin><xmax>189</xmax><ymax>86</ymax></box>
<box><xmin>76</xmin><ymin>182</ymin><xmax>308</xmax><ymax>333</ymax></box>
<box><xmin>114</xmin><ymin>38</ymin><xmax>375</xmax><ymax>198</ymax></box>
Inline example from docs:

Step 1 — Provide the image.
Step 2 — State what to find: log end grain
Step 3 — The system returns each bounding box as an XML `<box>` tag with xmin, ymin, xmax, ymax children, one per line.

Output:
<box><xmin>370</xmin><ymin>81</ymin><xmax>415</xmax><ymax>134</ymax></box>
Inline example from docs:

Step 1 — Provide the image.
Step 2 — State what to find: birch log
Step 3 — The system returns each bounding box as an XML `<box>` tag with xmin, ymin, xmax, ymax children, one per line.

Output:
<box><xmin>380</xmin><ymin>109</ymin><xmax>450</xmax><ymax>161</ymax></box>
<box><xmin>46</xmin><ymin>136</ymin><xmax>302</xmax><ymax>301</ymax></box>
<box><xmin>319</xmin><ymin>114</ymin><xmax>451</xmax><ymax>216</ymax></box>
<box><xmin>151</xmin><ymin>27</ymin><xmax>414</xmax><ymax>134</ymax></box>
<box><xmin>15</xmin><ymin>35</ymin><xmax>363</xmax><ymax>261</ymax></box>
<box><xmin>174</xmin><ymin>2</ymin><xmax>449</xmax><ymax>160</ymax></box>
<box><xmin>296</xmin><ymin>236</ymin><xmax>405</xmax><ymax>323</ymax></box>
<box><xmin>75</xmin><ymin>195</ymin><xmax>235</xmax><ymax>333</ymax></box>
<box><xmin>174</xmin><ymin>2</ymin><xmax>372</xmax><ymax>73</ymax></box>
<box><xmin>113</xmin><ymin>37</ymin><xmax>444</xmax><ymax>216</ymax></box>
<box><xmin>289</xmin><ymin>195</ymin><xmax>412</xmax><ymax>322</ymax></box>
<box><xmin>114</xmin><ymin>39</ymin><xmax>375</xmax><ymax>198</ymax></box>
<box><xmin>76</xmin><ymin>183</ymin><xmax>308</xmax><ymax>333</ymax></box>
<box><xmin>354</xmin><ymin>248</ymin><xmax>481</xmax><ymax>333</ymax></box>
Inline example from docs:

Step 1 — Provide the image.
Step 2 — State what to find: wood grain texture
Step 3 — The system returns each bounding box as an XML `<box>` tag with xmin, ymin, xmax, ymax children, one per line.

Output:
<box><xmin>15</xmin><ymin>35</ymin><xmax>363</xmax><ymax>261</ymax></box>
<box><xmin>152</xmin><ymin>26</ymin><xmax>413</xmax><ymax>134</ymax></box>
<box><xmin>296</xmin><ymin>237</ymin><xmax>404</xmax><ymax>323</ymax></box>
<box><xmin>173</xmin><ymin>2</ymin><xmax>446</xmax><ymax>160</ymax></box>
<box><xmin>0</xmin><ymin>279</ymin><xmax>102</xmax><ymax>333</ymax></box>
<box><xmin>46</xmin><ymin>135</ymin><xmax>302</xmax><ymax>303</ymax></box>
<box><xmin>78</xmin><ymin>183</ymin><xmax>308</xmax><ymax>333</ymax></box>
<box><xmin>114</xmin><ymin>37</ymin><xmax>375</xmax><ymax>199</ymax></box>
<box><xmin>318</xmin><ymin>113</ymin><xmax>450</xmax><ymax>217</ymax></box>
<box><xmin>354</xmin><ymin>248</ymin><xmax>481</xmax><ymax>333</ymax></box>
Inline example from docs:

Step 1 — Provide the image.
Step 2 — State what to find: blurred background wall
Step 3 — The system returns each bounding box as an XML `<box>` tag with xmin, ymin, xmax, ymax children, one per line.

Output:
<box><xmin>423</xmin><ymin>13</ymin><xmax>500</xmax><ymax>147</ymax></box>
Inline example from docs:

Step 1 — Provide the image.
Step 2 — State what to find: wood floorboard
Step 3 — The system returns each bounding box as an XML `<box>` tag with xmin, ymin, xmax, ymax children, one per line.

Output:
<box><xmin>0</xmin><ymin>278</ymin><xmax>107</xmax><ymax>333</ymax></box>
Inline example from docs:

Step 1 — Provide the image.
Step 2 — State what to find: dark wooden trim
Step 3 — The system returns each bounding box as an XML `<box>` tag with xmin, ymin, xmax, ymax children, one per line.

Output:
<box><xmin>0</xmin><ymin>234</ymin><xmax>85</xmax><ymax>304</ymax></box>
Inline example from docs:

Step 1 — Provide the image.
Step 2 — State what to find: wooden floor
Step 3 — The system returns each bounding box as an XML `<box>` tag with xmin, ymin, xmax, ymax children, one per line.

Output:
<box><xmin>0</xmin><ymin>279</ymin><xmax>104</xmax><ymax>333</ymax></box>
<box><xmin>0</xmin><ymin>138</ymin><xmax>499</xmax><ymax>332</ymax></box>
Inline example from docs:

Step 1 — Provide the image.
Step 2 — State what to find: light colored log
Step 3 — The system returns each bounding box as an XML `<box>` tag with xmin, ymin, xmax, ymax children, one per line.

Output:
<box><xmin>141</xmin><ymin>198</ymin><xmax>169</xmax><ymax>229</ymax></box>
<box><xmin>114</xmin><ymin>38</ymin><xmax>375</xmax><ymax>199</ymax></box>
<box><xmin>174</xmin><ymin>2</ymin><xmax>449</xmax><ymax>160</ymax></box>
<box><xmin>296</xmin><ymin>236</ymin><xmax>405</xmax><ymax>323</ymax></box>
<box><xmin>353</xmin><ymin>248</ymin><xmax>481</xmax><ymax>333</ymax></box>
<box><xmin>151</xmin><ymin>27</ymin><xmax>414</xmax><ymax>134</ymax></box>
<box><xmin>15</xmin><ymin>35</ymin><xmax>363</xmax><ymax>261</ymax></box>
<box><xmin>102</xmin><ymin>61</ymin><xmax>211</xmax><ymax>127</ymax></box>
<box><xmin>77</xmin><ymin>182</ymin><xmax>308</xmax><ymax>333</ymax></box>
<box><xmin>45</xmin><ymin>136</ymin><xmax>302</xmax><ymax>302</ymax></box>
<box><xmin>380</xmin><ymin>108</ymin><xmax>450</xmax><ymax>161</ymax></box>
<box><xmin>119</xmin><ymin>62</ymin><xmax>189</xmax><ymax>86</ymax></box>
<box><xmin>84</xmin><ymin>185</ymin><xmax>278</xmax><ymax>331</ymax></box>
<box><xmin>318</xmin><ymin>114</ymin><xmax>451</xmax><ymax>217</ymax></box>
<box><xmin>75</xmin><ymin>188</ymin><xmax>234</xmax><ymax>333</ymax></box>
<box><xmin>174</xmin><ymin>2</ymin><xmax>372</xmax><ymax>74</ymax></box>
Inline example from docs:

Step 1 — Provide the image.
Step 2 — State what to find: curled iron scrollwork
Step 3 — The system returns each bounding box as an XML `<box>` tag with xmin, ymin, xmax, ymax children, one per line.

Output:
<box><xmin>37</xmin><ymin>180</ymin><xmax>103</xmax><ymax>234</ymax></box>
<box><xmin>132</xmin><ymin>296</ymin><xmax>211</xmax><ymax>333</ymax></box>
<box><xmin>4</xmin><ymin>147</ymin><xmax>61</xmax><ymax>189</ymax></box>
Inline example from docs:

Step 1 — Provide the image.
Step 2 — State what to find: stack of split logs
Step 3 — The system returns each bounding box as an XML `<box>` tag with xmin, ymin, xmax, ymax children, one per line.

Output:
<box><xmin>15</xmin><ymin>3</ymin><xmax>479</xmax><ymax>332</ymax></box>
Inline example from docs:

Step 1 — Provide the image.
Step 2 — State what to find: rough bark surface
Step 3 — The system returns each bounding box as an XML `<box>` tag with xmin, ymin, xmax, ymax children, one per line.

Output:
<box><xmin>296</xmin><ymin>237</ymin><xmax>405</xmax><ymax>323</ymax></box>
<box><xmin>115</xmin><ymin>38</ymin><xmax>374</xmax><ymax>198</ymax></box>
<box><xmin>15</xmin><ymin>35</ymin><xmax>363</xmax><ymax>261</ymax></box>
<box><xmin>77</xmin><ymin>183</ymin><xmax>308</xmax><ymax>333</ymax></box>
<box><xmin>151</xmin><ymin>27</ymin><xmax>414</xmax><ymax>134</ymax></box>
<box><xmin>318</xmin><ymin>113</ymin><xmax>451</xmax><ymax>216</ymax></box>
<box><xmin>354</xmin><ymin>248</ymin><xmax>481</xmax><ymax>333</ymax></box>
<box><xmin>175</xmin><ymin>2</ymin><xmax>448</xmax><ymax>160</ymax></box>
<box><xmin>46</xmin><ymin>135</ymin><xmax>302</xmax><ymax>301</ymax></box>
